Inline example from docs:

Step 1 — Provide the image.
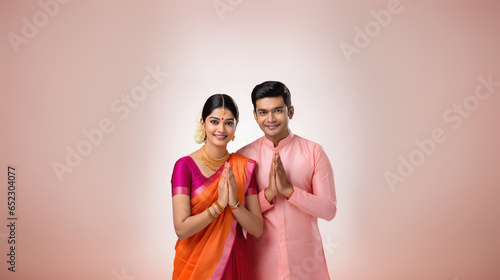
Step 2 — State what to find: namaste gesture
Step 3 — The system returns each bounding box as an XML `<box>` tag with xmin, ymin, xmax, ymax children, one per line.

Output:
<box><xmin>217</xmin><ymin>162</ymin><xmax>239</xmax><ymax>208</ymax></box>
<box><xmin>265</xmin><ymin>151</ymin><xmax>294</xmax><ymax>202</ymax></box>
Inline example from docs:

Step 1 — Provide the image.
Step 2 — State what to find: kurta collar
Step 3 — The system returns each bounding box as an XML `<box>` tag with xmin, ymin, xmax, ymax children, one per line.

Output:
<box><xmin>262</xmin><ymin>130</ymin><xmax>294</xmax><ymax>151</ymax></box>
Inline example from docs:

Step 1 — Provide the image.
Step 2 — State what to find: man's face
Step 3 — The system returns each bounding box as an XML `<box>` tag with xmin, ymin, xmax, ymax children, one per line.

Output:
<box><xmin>254</xmin><ymin>96</ymin><xmax>294</xmax><ymax>144</ymax></box>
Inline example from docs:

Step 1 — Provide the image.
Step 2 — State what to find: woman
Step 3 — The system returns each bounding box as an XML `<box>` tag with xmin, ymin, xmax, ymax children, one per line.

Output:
<box><xmin>171</xmin><ymin>94</ymin><xmax>263</xmax><ymax>280</ymax></box>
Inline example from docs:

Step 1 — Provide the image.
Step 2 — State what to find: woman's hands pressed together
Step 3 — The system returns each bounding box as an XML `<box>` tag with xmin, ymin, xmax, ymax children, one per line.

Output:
<box><xmin>217</xmin><ymin>162</ymin><xmax>239</xmax><ymax>208</ymax></box>
<box><xmin>217</xmin><ymin>163</ymin><xmax>230</xmax><ymax>209</ymax></box>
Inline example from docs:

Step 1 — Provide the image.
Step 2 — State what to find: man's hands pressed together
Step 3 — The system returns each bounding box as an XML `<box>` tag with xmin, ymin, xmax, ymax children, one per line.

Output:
<box><xmin>265</xmin><ymin>151</ymin><xmax>294</xmax><ymax>203</ymax></box>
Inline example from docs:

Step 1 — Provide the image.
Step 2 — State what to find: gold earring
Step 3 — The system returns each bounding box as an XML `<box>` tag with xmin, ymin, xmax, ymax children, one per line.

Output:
<box><xmin>232</xmin><ymin>135</ymin><xmax>235</xmax><ymax>141</ymax></box>
<box><xmin>202</xmin><ymin>131</ymin><xmax>206</xmax><ymax>139</ymax></box>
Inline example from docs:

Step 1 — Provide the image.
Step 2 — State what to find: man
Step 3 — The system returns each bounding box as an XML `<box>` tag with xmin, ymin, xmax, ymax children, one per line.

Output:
<box><xmin>237</xmin><ymin>81</ymin><xmax>337</xmax><ymax>280</ymax></box>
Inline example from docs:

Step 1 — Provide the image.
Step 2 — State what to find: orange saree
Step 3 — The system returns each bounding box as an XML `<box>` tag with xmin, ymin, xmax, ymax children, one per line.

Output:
<box><xmin>171</xmin><ymin>153</ymin><xmax>257</xmax><ymax>280</ymax></box>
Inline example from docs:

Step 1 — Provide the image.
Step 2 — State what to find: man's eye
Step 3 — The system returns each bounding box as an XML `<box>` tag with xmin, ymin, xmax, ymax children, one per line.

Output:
<box><xmin>275</xmin><ymin>109</ymin><xmax>282</xmax><ymax>113</ymax></box>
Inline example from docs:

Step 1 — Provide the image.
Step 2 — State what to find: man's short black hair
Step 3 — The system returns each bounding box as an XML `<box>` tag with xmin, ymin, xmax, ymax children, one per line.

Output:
<box><xmin>251</xmin><ymin>81</ymin><xmax>292</xmax><ymax>111</ymax></box>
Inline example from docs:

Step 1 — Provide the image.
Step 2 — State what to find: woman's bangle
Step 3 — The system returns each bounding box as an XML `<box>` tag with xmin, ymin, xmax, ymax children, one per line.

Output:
<box><xmin>215</xmin><ymin>201</ymin><xmax>225</xmax><ymax>211</ymax></box>
<box><xmin>212</xmin><ymin>204</ymin><xmax>221</xmax><ymax>215</ymax></box>
<box><xmin>206</xmin><ymin>208</ymin><xmax>216</xmax><ymax>221</ymax></box>
<box><xmin>229</xmin><ymin>200</ymin><xmax>241</xmax><ymax>210</ymax></box>
<box><xmin>212</xmin><ymin>201</ymin><xmax>224</xmax><ymax>213</ymax></box>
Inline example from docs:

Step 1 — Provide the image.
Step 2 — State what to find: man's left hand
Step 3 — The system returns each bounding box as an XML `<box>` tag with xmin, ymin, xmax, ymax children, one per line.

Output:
<box><xmin>275</xmin><ymin>152</ymin><xmax>294</xmax><ymax>198</ymax></box>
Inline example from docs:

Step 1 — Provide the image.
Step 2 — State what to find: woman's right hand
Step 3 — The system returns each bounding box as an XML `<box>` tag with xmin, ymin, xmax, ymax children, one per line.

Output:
<box><xmin>217</xmin><ymin>163</ymin><xmax>229</xmax><ymax>208</ymax></box>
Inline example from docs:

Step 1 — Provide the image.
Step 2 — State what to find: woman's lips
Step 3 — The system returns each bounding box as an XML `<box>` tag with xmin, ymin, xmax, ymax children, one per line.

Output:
<box><xmin>214</xmin><ymin>134</ymin><xmax>227</xmax><ymax>140</ymax></box>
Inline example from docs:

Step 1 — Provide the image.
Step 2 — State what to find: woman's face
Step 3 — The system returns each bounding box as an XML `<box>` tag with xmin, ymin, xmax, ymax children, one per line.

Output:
<box><xmin>202</xmin><ymin>108</ymin><xmax>237</xmax><ymax>148</ymax></box>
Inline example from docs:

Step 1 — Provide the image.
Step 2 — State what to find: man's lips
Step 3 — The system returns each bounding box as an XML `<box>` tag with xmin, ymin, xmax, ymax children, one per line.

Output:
<box><xmin>265</xmin><ymin>124</ymin><xmax>280</xmax><ymax>130</ymax></box>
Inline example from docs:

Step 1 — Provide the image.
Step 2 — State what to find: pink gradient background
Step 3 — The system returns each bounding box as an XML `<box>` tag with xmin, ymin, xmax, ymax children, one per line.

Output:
<box><xmin>1</xmin><ymin>0</ymin><xmax>500</xmax><ymax>279</ymax></box>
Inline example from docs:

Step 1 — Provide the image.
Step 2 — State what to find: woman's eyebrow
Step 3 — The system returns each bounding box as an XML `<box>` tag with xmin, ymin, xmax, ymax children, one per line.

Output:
<box><xmin>209</xmin><ymin>116</ymin><xmax>235</xmax><ymax>121</ymax></box>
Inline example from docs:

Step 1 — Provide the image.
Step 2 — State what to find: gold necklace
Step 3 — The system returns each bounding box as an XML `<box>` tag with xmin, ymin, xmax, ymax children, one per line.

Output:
<box><xmin>200</xmin><ymin>145</ymin><xmax>230</xmax><ymax>171</ymax></box>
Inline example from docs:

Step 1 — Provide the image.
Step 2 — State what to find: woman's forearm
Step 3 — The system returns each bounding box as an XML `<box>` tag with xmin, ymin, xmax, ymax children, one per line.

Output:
<box><xmin>232</xmin><ymin>207</ymin><xmax>263</xmax><ymax>237</ymax></box>
<box><xmin>231</xmin><ymin>195</ymin><xmax>263</xmax><ymax>237</ymax></box>
<box><xmin>175</xmin><ymin>206</ymin><xmax>217</xmax><ymax>240</ymax></box>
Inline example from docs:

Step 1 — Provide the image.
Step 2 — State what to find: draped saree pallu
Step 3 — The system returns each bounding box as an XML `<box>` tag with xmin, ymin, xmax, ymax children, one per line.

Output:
<box><xmin>171</xmin><ymin>154</ymin><xmax>256</xmax><ymax>280</ymax></box>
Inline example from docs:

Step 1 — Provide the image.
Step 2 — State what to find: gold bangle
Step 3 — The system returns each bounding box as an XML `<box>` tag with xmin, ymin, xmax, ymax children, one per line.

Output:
<box><xmin>215</xmin><ymin>201</ymin><xmax>225</xmax><ymax>211</ymax></box>
<box><xmin>213</xmin><ymin>202</ymin><xmax>223</xmax><ymax>213</ymax></box>
<box><xmin>229</xmin><ymin>200</ymin><xmax>241</xmax><ymax>210</ymax></box>
<box><xmin>212</xmin><ymin>204</ymin><xmax>221</xmax><ymax>215</ymax></box>
<box><xmin>206</xmin><ymin>208</ymin><xmax>216</xmax><ymax>221</ymax></box>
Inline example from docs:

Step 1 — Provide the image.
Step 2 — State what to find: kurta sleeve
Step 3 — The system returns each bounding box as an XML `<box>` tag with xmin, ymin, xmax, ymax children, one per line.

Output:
<box><xmin>287</xmin><ymin>145</ymin><xmax>337</xmax><ymax>221</ymax></box>
<box><xmin>258</xmin><ymin>189</ymin><xmax>275</xmax><ymax>213</ymax></box>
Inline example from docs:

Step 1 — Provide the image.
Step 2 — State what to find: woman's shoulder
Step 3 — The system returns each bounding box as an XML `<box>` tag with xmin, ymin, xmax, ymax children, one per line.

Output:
<box><xmin>173</xmin><ymin>155</ymin><xmax>196</xmax><ymax>170</ymax></box>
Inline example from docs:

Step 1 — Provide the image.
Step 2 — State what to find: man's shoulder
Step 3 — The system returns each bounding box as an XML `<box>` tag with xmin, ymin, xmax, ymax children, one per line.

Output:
<box><xmin>291</xmin><ymin>134</ymin><xmax>331</xmax><ymax>161</ymax></box>
<box><xmin>293</xmin><ymin>134</ymin><xmax>323</xmax><ymax>149</ymax></box>
<box><xmin>236</xmin><ymin>137</ymin><xmax>263</xmax><ymax>155</ymax></box>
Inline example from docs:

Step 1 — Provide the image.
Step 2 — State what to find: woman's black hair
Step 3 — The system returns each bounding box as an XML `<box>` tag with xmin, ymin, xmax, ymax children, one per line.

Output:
<box><xmin>202</xmin><ymin>94</ymin><xmax>239</xmax><ymax>122</ymax></box>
